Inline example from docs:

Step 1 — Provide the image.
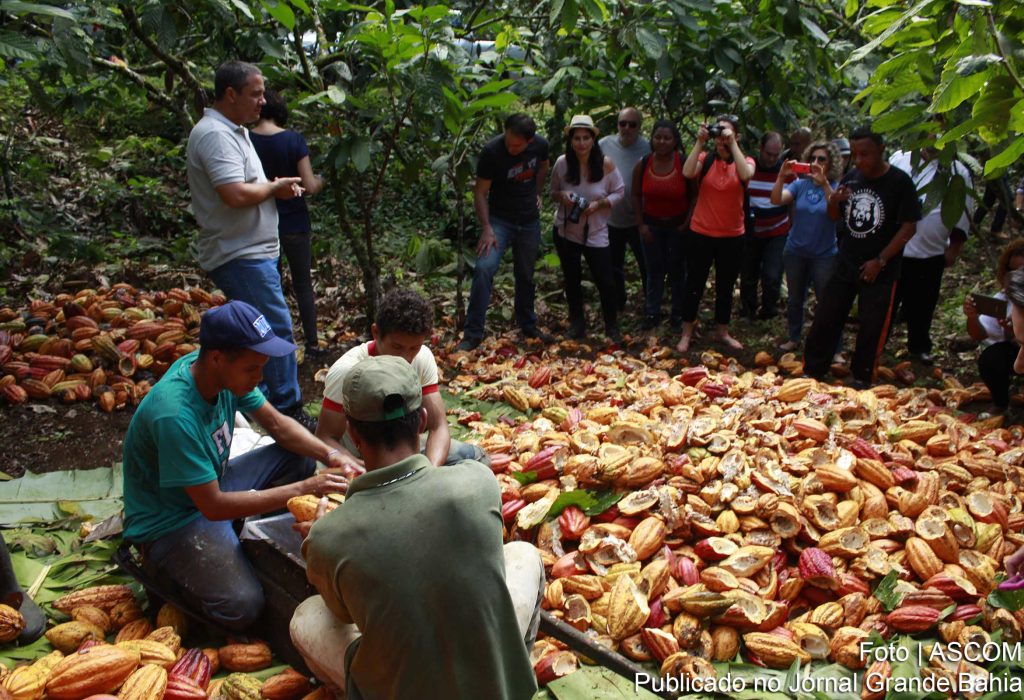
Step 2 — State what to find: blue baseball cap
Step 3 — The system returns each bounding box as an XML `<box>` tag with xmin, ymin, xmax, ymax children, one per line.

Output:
<box><xmin>199</xmin><ymin>301</ymin><xmax>296</xmax><ymax>357</ymax></box>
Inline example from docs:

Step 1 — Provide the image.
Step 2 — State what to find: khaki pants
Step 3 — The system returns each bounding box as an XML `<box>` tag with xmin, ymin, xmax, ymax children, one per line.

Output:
<box><xmin>290</xmin><ymin>542</ymin><xmax>544</xmax><ymax>692</ymax></box>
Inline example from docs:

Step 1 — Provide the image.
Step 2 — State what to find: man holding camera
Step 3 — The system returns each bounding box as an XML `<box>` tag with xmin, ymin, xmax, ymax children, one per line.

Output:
<box><xmin>458</xmin><ymin>114</ymin><xmax>553</xmax><ymax>351</ymax></box>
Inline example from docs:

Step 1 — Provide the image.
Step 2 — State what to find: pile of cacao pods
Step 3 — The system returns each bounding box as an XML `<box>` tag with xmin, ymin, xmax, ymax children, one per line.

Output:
<box><xmin>0</xmin><ymin>584</ymin><xmax>319</xmax><ymax>700</ymax></box>
<box><xmin>0</xmin><ymin>285</ymin><xmax>226</xmax><ymax>412</ymax></box>
<box><xmin>447</xmin><ymin>339</ymin><xmax>1024</xmax><ymax>693</ymax></box>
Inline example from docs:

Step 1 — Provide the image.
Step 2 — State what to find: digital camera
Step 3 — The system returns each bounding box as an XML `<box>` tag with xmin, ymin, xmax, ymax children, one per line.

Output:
<box><xmin>707</xmin><ymin>125</ymin><xmax>724</xmax><ymax>138</ymax></box>
<box><xmin>567</xmin><ymin>193</ymin><xmax>590</xmax><ymax>223</ymax></box>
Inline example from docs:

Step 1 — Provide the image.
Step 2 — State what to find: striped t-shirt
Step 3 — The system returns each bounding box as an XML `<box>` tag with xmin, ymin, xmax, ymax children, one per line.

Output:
<box><xmin>748</xmin><ymin>161</ymin><xmax>793</xmax><ymax>238</ymax></box>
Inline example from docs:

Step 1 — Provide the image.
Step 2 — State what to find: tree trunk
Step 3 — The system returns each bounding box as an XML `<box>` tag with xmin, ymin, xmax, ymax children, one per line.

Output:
<box><xmin>453</xmin><ymin>170</ymin><xmax>467</xmax><ymax>328</ymax></box>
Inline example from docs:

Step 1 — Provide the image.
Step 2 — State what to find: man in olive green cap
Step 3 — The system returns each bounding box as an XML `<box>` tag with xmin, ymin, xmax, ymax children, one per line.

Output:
<box><xmin>291</xmin><ymin>355</ymin><xmax>542</xmax><ymax>700</ymax></box>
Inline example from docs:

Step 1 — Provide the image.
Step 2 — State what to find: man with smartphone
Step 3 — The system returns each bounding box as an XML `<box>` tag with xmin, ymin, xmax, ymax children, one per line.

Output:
<box><xmin>802</xmin><ymin>125</ymin><xmax>921</xmax><ymax>387</ymax></box>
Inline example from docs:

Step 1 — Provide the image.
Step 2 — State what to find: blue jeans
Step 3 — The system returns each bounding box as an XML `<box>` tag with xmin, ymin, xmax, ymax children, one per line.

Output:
<box><xmin>143</xmin><ymin>444</ymin><xmax>315</xmax><ymax>630</ymax></box>
<box><xmin>464</xmin><ymin>216</ymin><xmax>541</xmax><ymax>342</ymax></box>
<box><xmin>208</xmin><ymin>257</ymin><xmax>302</xmax><ymax>411</ymax></box>
<box><xmin>641</xmin><ymin>221</ymin><xmax>686</xmax><ymax>321</ymax></box>
<box><xmin>783</xmin><ymin>251</ymin><xmax>837</xmax><ymax>343</ymax></box>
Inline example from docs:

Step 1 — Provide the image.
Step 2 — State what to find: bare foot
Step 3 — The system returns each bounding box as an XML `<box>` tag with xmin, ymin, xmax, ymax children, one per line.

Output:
<box><xmin>715</xmin><ymin>332</ymin><xmax>743</xmax><ymax>351</ymax></box>
<box><xmin>675</xmin><ymin>333</ymin><xmax>692</xmax><ymax>353</ymax></box>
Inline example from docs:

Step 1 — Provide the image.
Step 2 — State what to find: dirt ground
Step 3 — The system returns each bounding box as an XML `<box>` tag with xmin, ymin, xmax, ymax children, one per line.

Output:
<box><xmin>0</xmin><ymin>225</ymin><xmax>1018</xmax><ymax>477</ymax></box>
<box><xmin>0</xmin><ymin>354</ymin><xmax>334</xmax><ymax>478</ymax></box>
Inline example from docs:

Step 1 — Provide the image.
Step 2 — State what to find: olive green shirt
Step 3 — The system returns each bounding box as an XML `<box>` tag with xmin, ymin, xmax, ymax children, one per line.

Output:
<box><xmin>302</xmin><ymin>454</ymin><xmax>536</xmax><ymax>700</ymax></box>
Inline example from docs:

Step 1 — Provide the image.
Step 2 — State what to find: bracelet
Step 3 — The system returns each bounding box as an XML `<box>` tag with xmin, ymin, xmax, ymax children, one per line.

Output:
<box><xmin>325</xmin><ymin>448</ymin><xmax>340</xmax><ymax>460</ymax></box>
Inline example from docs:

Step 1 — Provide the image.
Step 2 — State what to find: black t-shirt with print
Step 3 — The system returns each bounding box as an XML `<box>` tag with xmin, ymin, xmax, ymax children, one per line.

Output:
<box><xmin>837</xmin><ymin>165</ymin><xmax>922</xmax><ymax>264</ymax></box>
<box><xmin>476</xmin><ymin>134</ymin><xmax>550</xmax><ymax>223</ymax></box>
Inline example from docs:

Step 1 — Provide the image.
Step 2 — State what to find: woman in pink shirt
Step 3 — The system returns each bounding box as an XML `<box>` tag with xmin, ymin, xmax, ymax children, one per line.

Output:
<box><xmin>551</xmin><ymin>115</ymin><xmax>626</xmax><ymax>344</ymax></box>
<box><xmin>676</xmin><ymin>115</ymin><xmax>755</xmax><ymax>353</ymax></box>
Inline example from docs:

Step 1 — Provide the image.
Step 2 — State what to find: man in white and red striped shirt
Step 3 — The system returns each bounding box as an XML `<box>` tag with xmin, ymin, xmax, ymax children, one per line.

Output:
<box><xmin>741</xmin><ymin>131</ymin><xmax>794</xmax><ymax>319</ymax></box>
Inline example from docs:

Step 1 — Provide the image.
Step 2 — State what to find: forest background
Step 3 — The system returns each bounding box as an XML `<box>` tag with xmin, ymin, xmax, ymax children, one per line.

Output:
<box><xmin>0</xmin><ymin>0</ymin><xmax>1021</xmax><ymax>390</ymax></box>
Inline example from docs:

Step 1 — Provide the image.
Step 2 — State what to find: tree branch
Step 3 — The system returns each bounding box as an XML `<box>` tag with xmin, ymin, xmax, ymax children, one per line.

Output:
<box><xmin>91</xmin><ymin>57</ymin><xmax>194</xmax><ymax>131</ymax></box>
<box><xmin>987</xmin><ymin>10</ymin><xmax>1024</xmax><ymax>94</ymax></box>
<box><xmin>119</xmin><ymin>4</ymin><xmax>206</xmax><ymax>112</ymax></box>
<box><xmin>293</xmin><ymin>22</ymin><xmax>317</xmax><ymax>90</ymax></box>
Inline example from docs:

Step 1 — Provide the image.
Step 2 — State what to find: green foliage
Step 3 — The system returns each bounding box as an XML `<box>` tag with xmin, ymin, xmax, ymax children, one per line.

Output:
<box><xmin>849</xmin><ymin>0</ymin><xmax>1024</xmax><ymax>222</ymax></box>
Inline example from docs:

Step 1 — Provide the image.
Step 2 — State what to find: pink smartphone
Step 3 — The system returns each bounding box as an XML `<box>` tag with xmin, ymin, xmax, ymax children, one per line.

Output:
<box><xmin>791</xmin><ymin>162</ymin><xmax>811</xmax><ymax>174</ymax></box>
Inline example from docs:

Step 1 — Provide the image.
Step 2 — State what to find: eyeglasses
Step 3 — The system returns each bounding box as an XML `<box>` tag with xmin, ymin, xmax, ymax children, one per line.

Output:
<box><xmin>618</xmin><ymin>120</ymin><xmax>639</xmax><ymax>128</ymax></box>
<box><xmin>811</xmin><ymin>155</ymin><xmax>829</xmax><ymax>163</ymax></box>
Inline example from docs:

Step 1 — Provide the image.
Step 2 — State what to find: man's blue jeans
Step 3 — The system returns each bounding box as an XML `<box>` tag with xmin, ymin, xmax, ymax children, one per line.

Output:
<box><xmin>783</xmin><ymin>252</ymin><xmax>836</xmax><ymax>343</ymax></box>
<box><xmin>208</xmin><ymin>256</ymin><xmax>302</xmax><ymax>411</ymax></box>
<box><xmin>142</xmin><ymin>444</ymin><xmax>314</xmax><ymax>630</ymax></box>
<box><xmin>464</xmin><ymin>216</ymin><xmax>541</xmax><ymax>343</ymax></box>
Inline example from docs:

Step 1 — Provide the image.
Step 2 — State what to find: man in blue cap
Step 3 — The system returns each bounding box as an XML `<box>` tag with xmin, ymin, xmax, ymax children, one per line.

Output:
<box><xmin>122</xmin><ymin>300</ymin><xmax>353</xmax><ymax>630</ymax></box>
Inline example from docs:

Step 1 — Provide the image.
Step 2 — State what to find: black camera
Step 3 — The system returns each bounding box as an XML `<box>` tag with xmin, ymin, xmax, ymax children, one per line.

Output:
<box><xmin>567</xmin><ymin>193</ymin><xmax>589</xmax><ymax>223</ymax></box>
<box><xmin>707</xmin><ymin>124</ymin><xmax>723</xmax><ymax>138</ymax></box>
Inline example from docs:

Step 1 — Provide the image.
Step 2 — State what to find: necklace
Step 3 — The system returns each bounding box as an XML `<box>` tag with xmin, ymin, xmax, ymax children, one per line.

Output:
<box><xmin>373</xmin><ymin>470</ymin><xmax>418</xmax><ymax>489</ymax></box>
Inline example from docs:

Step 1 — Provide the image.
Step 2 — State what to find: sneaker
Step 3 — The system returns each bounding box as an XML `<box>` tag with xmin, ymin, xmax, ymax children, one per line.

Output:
<box><xmin>641</xmin><ymin>316</ymin><xmax>660</xmax><ymax>330</ymax></box>
<box><xmin>284</xmin><ymin>405</ymin><xmax>318</xmax><ymax>432</ymax></box>
<box><xmin>566</xmin><ymin>321</ymin><xmax>586</xmax><ymax>340</ymax></box>
<box><xmin>456</xmin><ymin>337</ymin><xmax>481</xmax><ymax>352</ymax></box>
<box><xmin>778</xmin><ymin>340</ymin><xmax>800</xmax><ymax>352</ymax></box>
<box><xmin>305</xmin><ymin>345</ymin><xmax>328</xmax><ymax>360</ymax></box>
<box><xmin>832</xmin><ymin>352</ymin><xmax>847</xmax><ymax>365</ymax></box>
<box><xmin>606</xmin><ymin>325</ymin><xmax>623</xmax><ymax>346</ymax></box>
<box><xmin>522</xmin><ymin>327</ymin><xmax>556</xmax><ymax>344</ymax></box>
<box><xmin>849</xmin><ymin>378</ymin><xmax>871</xmax><ymax>390</ymax></box>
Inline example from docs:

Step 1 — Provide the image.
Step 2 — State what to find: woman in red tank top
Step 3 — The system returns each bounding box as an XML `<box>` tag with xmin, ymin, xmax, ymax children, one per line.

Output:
<box><xmin>631</xmin><ymin>120</ymin><xmax>690</xmax><ymax>330</ymax></box>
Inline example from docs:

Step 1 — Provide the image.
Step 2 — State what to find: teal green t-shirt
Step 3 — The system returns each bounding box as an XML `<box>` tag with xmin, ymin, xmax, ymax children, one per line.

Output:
<box><xmin>122</xmin><ymin>351</ymin><xmax>265</xmax><ymax>542</ymax></box>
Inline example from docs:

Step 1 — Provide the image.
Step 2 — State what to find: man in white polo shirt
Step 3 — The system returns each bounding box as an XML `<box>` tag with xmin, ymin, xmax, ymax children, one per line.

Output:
<box><xmin>186</xmin><ymin>60</ymin><xmax>308</xmax><ymax>422</ymax></box>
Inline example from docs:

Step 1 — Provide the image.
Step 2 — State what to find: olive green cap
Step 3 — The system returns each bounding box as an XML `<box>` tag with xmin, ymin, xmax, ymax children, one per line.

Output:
<box><xmin>341</xmin><ymin>355</ymin><xmax>422</xmax><ymax>422</ymax></box>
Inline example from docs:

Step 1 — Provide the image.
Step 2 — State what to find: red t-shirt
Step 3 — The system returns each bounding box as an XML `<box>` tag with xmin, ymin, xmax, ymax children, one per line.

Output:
<box><xmin>690</xmin><ymin>151</ymin><xmax>755</xmax><ymax>238</ymax></box>
<box><xmin>641</xmin><ymin>152</ymin><xmax>688</xmax><ymax>219</ymax></box>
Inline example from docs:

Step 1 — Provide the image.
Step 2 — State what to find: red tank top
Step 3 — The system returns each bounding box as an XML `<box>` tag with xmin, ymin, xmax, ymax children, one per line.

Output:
<box><xmin>641</xmin><ymin>152</ymin><xmax>688</xmax><ymax>219</ymax></box>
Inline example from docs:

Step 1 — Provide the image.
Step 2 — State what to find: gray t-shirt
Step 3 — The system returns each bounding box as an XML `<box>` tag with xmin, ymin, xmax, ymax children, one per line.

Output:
<box><xmin>599</xmin><ymin>134</ymin><xmax>650</xmax><ymax>227</ymax></box>
<box><xmin>186</xmin><ymin>108</ymin><xmax>279</xmax><ymax>272</ymax></box>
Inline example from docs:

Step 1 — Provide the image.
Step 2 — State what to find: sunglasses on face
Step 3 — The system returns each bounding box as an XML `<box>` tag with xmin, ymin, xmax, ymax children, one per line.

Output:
<box><xmin>618</xmin><ymin>120</ymin><xmax>638</xmax><ymax>128</ymax></box>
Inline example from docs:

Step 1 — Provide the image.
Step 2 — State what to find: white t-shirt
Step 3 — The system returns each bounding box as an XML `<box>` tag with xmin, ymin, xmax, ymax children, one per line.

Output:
<box><xmin>889</xmin><ymin>150</ymin><xmax>972</xmax><ymax>259</ymax></box>
<box><xmin>978</xmin><ymin>291</ymin><xmax>1011</xmax><ymax>347</ymax></box>
<box><xmin>322</xmin><ymin>341</ymin><xmax>440</xmax><ymax>414</ymax></box>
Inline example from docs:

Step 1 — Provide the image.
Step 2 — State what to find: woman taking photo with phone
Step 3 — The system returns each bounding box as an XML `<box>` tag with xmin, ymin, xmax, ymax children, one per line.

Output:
<box><xmin>675</xmin><ymin>114</ymin><xmax>754</xmax><ymax>353</ymax></box>
<box><xmin>770</xmin><ymin>141</ymin><xmax>841</xmax><ymax>352</ymax></box>
<box><xmin>550</xmin><ymin>114</ymin><xmax>626</xmax><ymax>344</ymax></box>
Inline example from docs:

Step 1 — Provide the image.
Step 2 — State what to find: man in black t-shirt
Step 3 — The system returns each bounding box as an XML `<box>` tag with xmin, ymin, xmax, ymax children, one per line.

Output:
<box><xmin>803</xmin><ymin>125</ymin><xmax>922</xmax><ymax>386</ymax></box>
<box><xmin>458</xmin><ymin>114</ymin><xmax>552</xmax><ymax>351</ymax></box>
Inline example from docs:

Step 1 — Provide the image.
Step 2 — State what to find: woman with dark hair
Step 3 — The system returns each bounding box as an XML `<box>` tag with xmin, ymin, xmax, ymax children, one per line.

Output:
<box><xmin>965</xmin><ymin>239</ymin><xmax>1024</xmax><ymax>412</ymax></box>
<box><xmin>675</xmin><ymin>114</ymin><xmax>755</xmax><ymax>353</ymax></box>
<box><xmin>550</xmin><ymin>115</ymin><xmax>626</xmax><ymax>343</ymax></box>
<box><xmin>632</xmin><ymin>120</ymin><xmax>690</xmax><ymax>331</ymax></box>
<box><xmin>771</xmin><ymin>140</ymin><xmax>841</xmax><ymax>352</ymax></box>
<box><xmin>251</xmin><ymin>90</ymin><xmax>325</xmax><ymax>357</ymax></box>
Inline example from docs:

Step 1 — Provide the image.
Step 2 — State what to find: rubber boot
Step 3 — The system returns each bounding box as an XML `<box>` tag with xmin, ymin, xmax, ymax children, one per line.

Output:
<box><xmin>0</xmin><ymin>537</ymin><xmax>46</xmax><ymax>644</ymax></box>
